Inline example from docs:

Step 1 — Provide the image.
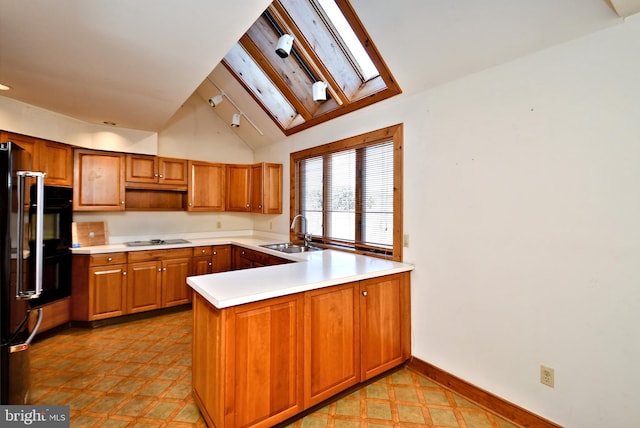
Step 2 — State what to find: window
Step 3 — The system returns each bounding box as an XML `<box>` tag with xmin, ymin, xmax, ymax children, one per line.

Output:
<box><xmin>291</xmin><ymin>124</ymin><xmax>403</xmax><ymax>260</ymax></box>
<box><xmin>223</xmin><ymin>0</ymin><xmax>401</xmax><ymax>135</ymax></box>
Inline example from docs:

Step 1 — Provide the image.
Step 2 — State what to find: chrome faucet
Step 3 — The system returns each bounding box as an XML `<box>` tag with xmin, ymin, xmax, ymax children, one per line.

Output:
<box><xmin>290</xmin><ymin>214</ymin><xmax>310</xmax><ymax>245</ymax></box>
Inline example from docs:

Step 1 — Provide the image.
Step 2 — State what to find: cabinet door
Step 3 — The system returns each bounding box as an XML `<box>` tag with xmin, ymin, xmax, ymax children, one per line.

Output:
<box><xmin>304</xmin><ymin>282</ymin><xmax>360</xmax><ymax>407</ymax></box>
<box><xmin>226</xmin><ymin>164</ymin><xmax>251</xmax><ymax>212</ymax></box>
<box><xmin>39</xmin><ymin>140</ymin><xmax>73</xmax><ymax>186</ymax></box>
<box><xmin>187</xmin><ymin>161</ymin><xmax>225</xmax><ymax>211</ymax></box>
<box><xmin>161</xmin><ymin>257</ymin><xmax>191</xmax><ymax>307</ymax></box>
<box><xmin>1</xmin><ymin>132</ymin><xmax>36</xmax><ymax>170</ymax></box>
<box><xmin>192</xmin><ymin>256</ymin><xmax>213</xmax><ymax>275</ymax></box>
<box><xmin>360</xmin><ymin>273</ymin><xmax>411</xmax><ymax>380</ymax></box>
<box><xmin>192</xmin><ymin>294</ymin><xmax>225</xmax><ymax>428</ymax></box>
<box><xmin>263</xmin><ymin>163</ymin><xmax>283</xmax><ymax>214</ymax></box>
<box><xmin>226</xmin><ymin>294</ymin><xmax>304</xmax><ymax>427</ymax></box>
<box><xmin>211</xmin><ymin>245</ymin><xmax>231</xmax><ymax>273</ymax></box>
<box><xmin>89</xmin><ymin>264</ymin><xmax>126</xmax><ymax>320</ymax></box>
<box><xmin>158</xmin><ymin>157</ymin><xmax>188</xmax><ymax>186</ymax></box>
<box><xmin>250</xmin><ymin>163</ymin><xmax>264</xmax><ymax>213</ymax></box>
<box><xmin>126</xmin><ymin>154</ymin><xmax>157</xmax><ymax>184</ymax></box>
<box><xmin>127</xmin><ymin>261</ymin><xmax>162</xmax><ymax>313</ymax></box>
<box><xmin>73</xmin><ymin>149</ymin><xmax>125</xmax><ymax>211</ymax></box>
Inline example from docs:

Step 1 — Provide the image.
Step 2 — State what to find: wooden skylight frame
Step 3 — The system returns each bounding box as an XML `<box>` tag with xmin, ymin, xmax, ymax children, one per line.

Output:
<box><xmin>222</xmin><ymin>0</ymin><xmax>401</xmax><ymax>135</ymax></box>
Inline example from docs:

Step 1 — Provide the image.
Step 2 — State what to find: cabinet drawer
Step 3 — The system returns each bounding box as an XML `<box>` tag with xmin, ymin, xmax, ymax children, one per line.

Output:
<box><xmin>89</xmin><ymin>253</ymin><xmax>127</xmax><ymax>266</ymax></box>
<box><xmin>128</xmin><ymin>248</ymin><xmax>193</xmax><ymax>263</ymax></box>
<box><xmin>193</xmin><ymin>246</ymin><xmax>213</xmax><ymax>257</ymax></box>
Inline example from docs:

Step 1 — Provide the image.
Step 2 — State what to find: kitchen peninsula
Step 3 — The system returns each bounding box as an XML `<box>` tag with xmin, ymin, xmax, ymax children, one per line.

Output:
<box><xmin>185</xmin><ymin>238</ymin><xmax>414</xmax><ymax>428</ymax></box>
<box><xmin>72</xmin><ymin>236</ymin><xmax>414</xmax><ymax>427</ymax></box>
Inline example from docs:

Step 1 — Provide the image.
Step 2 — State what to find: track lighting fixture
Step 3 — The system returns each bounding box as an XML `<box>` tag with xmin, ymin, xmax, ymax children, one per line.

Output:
<box><xmin>231</xmin><ymin>113</ymin><xmax>241</xmax><ymax>128</ymax></box>
<box><xmin>312</xmin><ymin>81</ymin><xmax>328</xmax><ymax>102</ymax></box>
<box><xmin>208</xmin><ymin>94</ymin><xmax>224</xmax><ymax>107</ymax></box>
<box><xmin>275</xmin><ymin>34</ymin><xmax>294</xmax><ymax>58</ymax></box>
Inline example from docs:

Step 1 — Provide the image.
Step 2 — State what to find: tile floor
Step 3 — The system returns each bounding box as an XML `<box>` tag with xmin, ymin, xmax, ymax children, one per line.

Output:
<box><xmin>30</xmin><ymin>309</ymin><xmax>520</xmax><ymax>428</ymax></box>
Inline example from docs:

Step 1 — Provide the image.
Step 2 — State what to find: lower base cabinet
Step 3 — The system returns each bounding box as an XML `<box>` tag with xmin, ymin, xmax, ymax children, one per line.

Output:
<box><xmin>72</xmin><ymin>248</ymin><xmax>193</xmax><ymax>321</ymax></box>
<box><xmin>192</xmin><ymin>271</ymin><xmax>411</xmax><ymax>428</ymax></box>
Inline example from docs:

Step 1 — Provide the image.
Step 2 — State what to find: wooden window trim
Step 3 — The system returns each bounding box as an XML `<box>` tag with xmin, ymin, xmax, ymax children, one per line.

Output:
<box><xmin>290</xmin><ymin>124</ymin><xmax>404</xmax><ymax>261</ymax></box>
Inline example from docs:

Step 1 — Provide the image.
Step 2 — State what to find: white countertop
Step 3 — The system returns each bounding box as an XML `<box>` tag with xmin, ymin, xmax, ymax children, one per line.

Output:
<box><xmin>72</xmin><ymin>235</ymin><xmax>414</xmax><ymax>309</ymax></box>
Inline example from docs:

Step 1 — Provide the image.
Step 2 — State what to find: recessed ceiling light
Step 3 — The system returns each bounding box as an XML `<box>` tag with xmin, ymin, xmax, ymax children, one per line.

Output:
<box><xmin>0</xmin><ymin>83</ymin><xmax>11</xmax><ymax>91</ymax></box>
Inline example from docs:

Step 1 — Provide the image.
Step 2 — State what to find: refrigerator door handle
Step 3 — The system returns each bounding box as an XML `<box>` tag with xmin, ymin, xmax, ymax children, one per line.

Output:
<box><xmin>15</xmin><ymin>170</ymin><xmax>46</xmax><ymax>299</ymax></box>
<box><xmin>9</xmin><ymin>308</ymin><xmax>44</xmax><ymax>353</ymax></box>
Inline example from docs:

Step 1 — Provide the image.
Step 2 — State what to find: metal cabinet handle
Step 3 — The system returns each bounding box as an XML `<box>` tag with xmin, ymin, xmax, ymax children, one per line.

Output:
<box><xmin>201</xmin><ymin>249</ymin><xmax>206</xmax><ymax>254</ymax></box>
<box><xmin>163</xmin><ymin>267</ymin><xmax>167</xmax><ymax>271</ymax></box>
<box><xmin>154</xmin><ymin>173</ymin><xmax>159</xmax><ymax>177</ymax></box>
<box><xmin>208</xmin><ymin>262</ymin><xmax>212</xmax><ymax>266</ymax></box>
<box><xmin>362</xmin><ymin>291</ymin><xmax>368</xmax><ymax>296</ymax></box>
<box><xmin>213</xmin><ymin>251</ymin><xmax>217</xmax><ymax>255</ymax></box>
<box><xmin>121</xmin><ymin>200</ymin><xmax>125</xmax><ymax>205</ymax></box>
<box><xmin>158</xmin><ymin>268</ymin><xmax>162</xmax><ymax>272</ymax></box>
<box><xmin>123</xmin><ymin>271</ymin><xmax>127</xmax><ymax>276</ymax></box>
<box><xmin>159</xmin><ymin>174</ymin><xmax>163</xmax><ymax>178</ymax></box>
<box><xmin>107</xmin><ymin>257</ymin><xmax>113</xmax><ymax>262</ymax></box>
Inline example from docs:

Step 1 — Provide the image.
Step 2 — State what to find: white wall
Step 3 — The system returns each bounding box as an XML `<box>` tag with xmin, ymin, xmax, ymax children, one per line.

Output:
<box><xmin>255</xmin><ymin>15</ymin><xmax>640</xmax><ymax>428</ymax></box>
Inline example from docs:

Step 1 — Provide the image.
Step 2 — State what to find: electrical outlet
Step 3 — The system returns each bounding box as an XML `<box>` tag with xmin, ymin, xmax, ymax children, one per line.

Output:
<box><xmin>403</xmin><ymin>234</ymin><xmax>409</xmax><ymax>247</ymax></box>
<box><xmin>540</xmin><ymin>365</ymin><xmax>555</xmax><ymax>388</ymax></box>
<box><xmin>216</xmin><ymin>221</ymin><xmax>221</xmax><ymax>229</ymax></box>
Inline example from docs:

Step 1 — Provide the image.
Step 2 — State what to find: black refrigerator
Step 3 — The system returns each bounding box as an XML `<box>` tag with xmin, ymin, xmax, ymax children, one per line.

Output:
<box><xmin>0</xmin><ymin>141</ymin><xmax>46</xmax><ymax>405</ymax></box>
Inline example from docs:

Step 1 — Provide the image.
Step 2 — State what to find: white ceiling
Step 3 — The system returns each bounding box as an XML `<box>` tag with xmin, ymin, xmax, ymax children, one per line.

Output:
<box><xmin>1</xmin><ymin>0</ymin><xmax>637</xmax><ymax>149</ymax></box>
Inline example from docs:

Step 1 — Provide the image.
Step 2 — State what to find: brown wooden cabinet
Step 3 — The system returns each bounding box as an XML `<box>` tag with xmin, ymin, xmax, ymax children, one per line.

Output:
<box><xmin>127</xmin><ymin>260</ymin><xmax>162</xmax><ymax>314</ymax></box>
<box><xmin>192</xmin><ymin>245</ymin><xmax>231</xmax><ymax>275</ymax></box>
<box><xmin>251</xmin><ymin>163</ymin><xmax>283</xmax><ymax>214</ymax></box>
<box><xmin>1</xmin><ymin>132</ymin><xmax>73</xmax><ymax>186</ymax></box>
<box><xmin>304</xmin><ymin>282</ymin><xmax>360</xmax><ymax>407</ymax></box>
<box><xmin>225</xmin><ymin>164</ymin><xmax>251</xmax><ymax>212</ymax></box>
<box><xmin>128</xmin><ymin>248</ymin><xmax>193</xmax><ymax>310</ymax></box>
<box><xmin>192</xmin><ymin>270</ymin><xmax>411</xmax><ymax>427</ymax></box>
<box><xmin>193</xmin><ymin>292</ymin><xmax>304</xmax><ymax>428</ymax></box>
<box><xmin>73</xmin><ymin>149</ymin><xmax>126</xmax><ymax>211</ymax></box>
<box><xmin>161</xmin><ymin>256</ymin><xmax>192</xmax><ymax>307</ymax></box>
<box><xmin>187</xmin><ymin>161</ymin><xmax>225</xmax><ymax>211</ymax></box>
<box><xmin>360</xmin><ymin>272</ymin><xmax>412</xmax><ymax>380</ymax></box>
<box><xmin>226</xmin><ymin>163</ymin><xmax>283</xmax><ymax>214</ymax></box>
<box><xmin>38</xmin><ymin>139</ymin><xmax>74</xmax><ymax>186</ymax></box>
<box><xmin>73</xmin><ymin>248</ymin><xmax>193</xmax><ymax>322</ymax></box>
<box><xmin>231</xmin><ymin>245</ymin><xmax>292</xmax><ymax>270</ymax></box>
<box><xmin>72</xmin><ymin>253</ymin><xmax>128</xmax><ymax>321</ymax></box>
<box><xmin>125</xmin><ymin>154</ymin><xmax>188</xmax><ymax>190</ymax></box>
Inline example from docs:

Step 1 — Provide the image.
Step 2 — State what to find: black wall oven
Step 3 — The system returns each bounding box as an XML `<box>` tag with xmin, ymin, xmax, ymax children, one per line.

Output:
<box><xmin>28</xmin><ymin>185</ymin><xmax>72</xmax><ymax>306</ymax></box>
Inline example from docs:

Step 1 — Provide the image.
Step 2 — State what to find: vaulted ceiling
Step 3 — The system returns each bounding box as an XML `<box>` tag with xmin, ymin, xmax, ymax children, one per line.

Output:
<box><xmin>1</xmin><ymin>0</ymin><xmax>638</xmax><ymax>149</ymax></box>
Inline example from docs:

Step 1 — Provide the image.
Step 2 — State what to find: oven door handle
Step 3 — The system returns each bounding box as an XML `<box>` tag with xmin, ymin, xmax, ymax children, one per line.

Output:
<box><xmin>16</xmin><ymin>171</ymin><xmax>46</xmax><ymax>299</ymax></box>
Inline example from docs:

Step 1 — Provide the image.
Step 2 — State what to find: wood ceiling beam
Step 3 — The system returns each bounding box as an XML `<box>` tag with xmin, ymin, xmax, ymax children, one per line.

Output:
<box><xmin>239</xmin><ymin>34</ymin><xmax>314</xmax><ymax>122</ymax></box>
<box><xmin>269</xmin><ymin>2</ymin><xmax>349</xmax><ymax>107</ymax></box>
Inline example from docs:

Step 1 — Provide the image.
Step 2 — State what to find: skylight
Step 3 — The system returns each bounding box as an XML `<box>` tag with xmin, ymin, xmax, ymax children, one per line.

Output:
<box><xmin>316</xmin><ymin>0</ymin><xmax>379</xmax><ymax>81</ymax></box>
<box><xmin>223</xmin><ymin>0</ymin><xmax>401</xmax><ymax>135</ymax></box>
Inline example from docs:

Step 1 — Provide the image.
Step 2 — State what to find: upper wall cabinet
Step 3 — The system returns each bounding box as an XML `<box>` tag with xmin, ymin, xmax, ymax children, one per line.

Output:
<box><xmin>187</xmin><ymin>161</ymin><xmax>225</xmax><ymax>212</ymax></box>
<box><xmin>1</xmin><ymin>131</ymin><xmax>73</xmax><ymax>187</ymax></box>
<box><xmin>125</xmin><ymin>154</ymin><xmax>188</xmax><ymax>190</ymax></box>
<box><xmin>73</xmin><ymin>149</ymin><xmax>125</xmax><ymax>211</ymax></box>
<box><xmin>227</xmin><ymin>163</ymin><xmax>282</xmax><ymax>214</ymax></box>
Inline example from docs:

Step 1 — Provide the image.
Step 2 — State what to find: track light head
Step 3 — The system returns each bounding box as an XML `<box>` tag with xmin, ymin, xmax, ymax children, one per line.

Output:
<box><xmin>231</xmin><ymin>113</ymin><xmax>241</xmax><ymax>127</ymax></box>
<box><xmin>275</xmin><ymin>34</ymin><xmax>294</xmax><ymax>58</ymax></box>
<box><xmin>312</xmin><ymin>81</ymin><xmax>328</xmax><ymax>102</ymax></box>
<box><xmin>208</xmin><ymin>94</ymin><xmax>224</xmax><ymax>107</ymax></box>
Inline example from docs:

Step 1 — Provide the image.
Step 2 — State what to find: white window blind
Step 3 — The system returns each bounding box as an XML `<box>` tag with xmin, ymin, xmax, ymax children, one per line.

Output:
<box><xmin>297</xmin><ymin>140</ymin><xmax>394</xmax><ymax>254</ymax></box>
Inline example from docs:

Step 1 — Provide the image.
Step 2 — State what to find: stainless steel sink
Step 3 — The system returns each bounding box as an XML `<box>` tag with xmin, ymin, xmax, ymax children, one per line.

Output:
<box><xmin>260</xmin><ymin>242</ymin><xmax>323</xmax><ymax>253</ymax></box>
